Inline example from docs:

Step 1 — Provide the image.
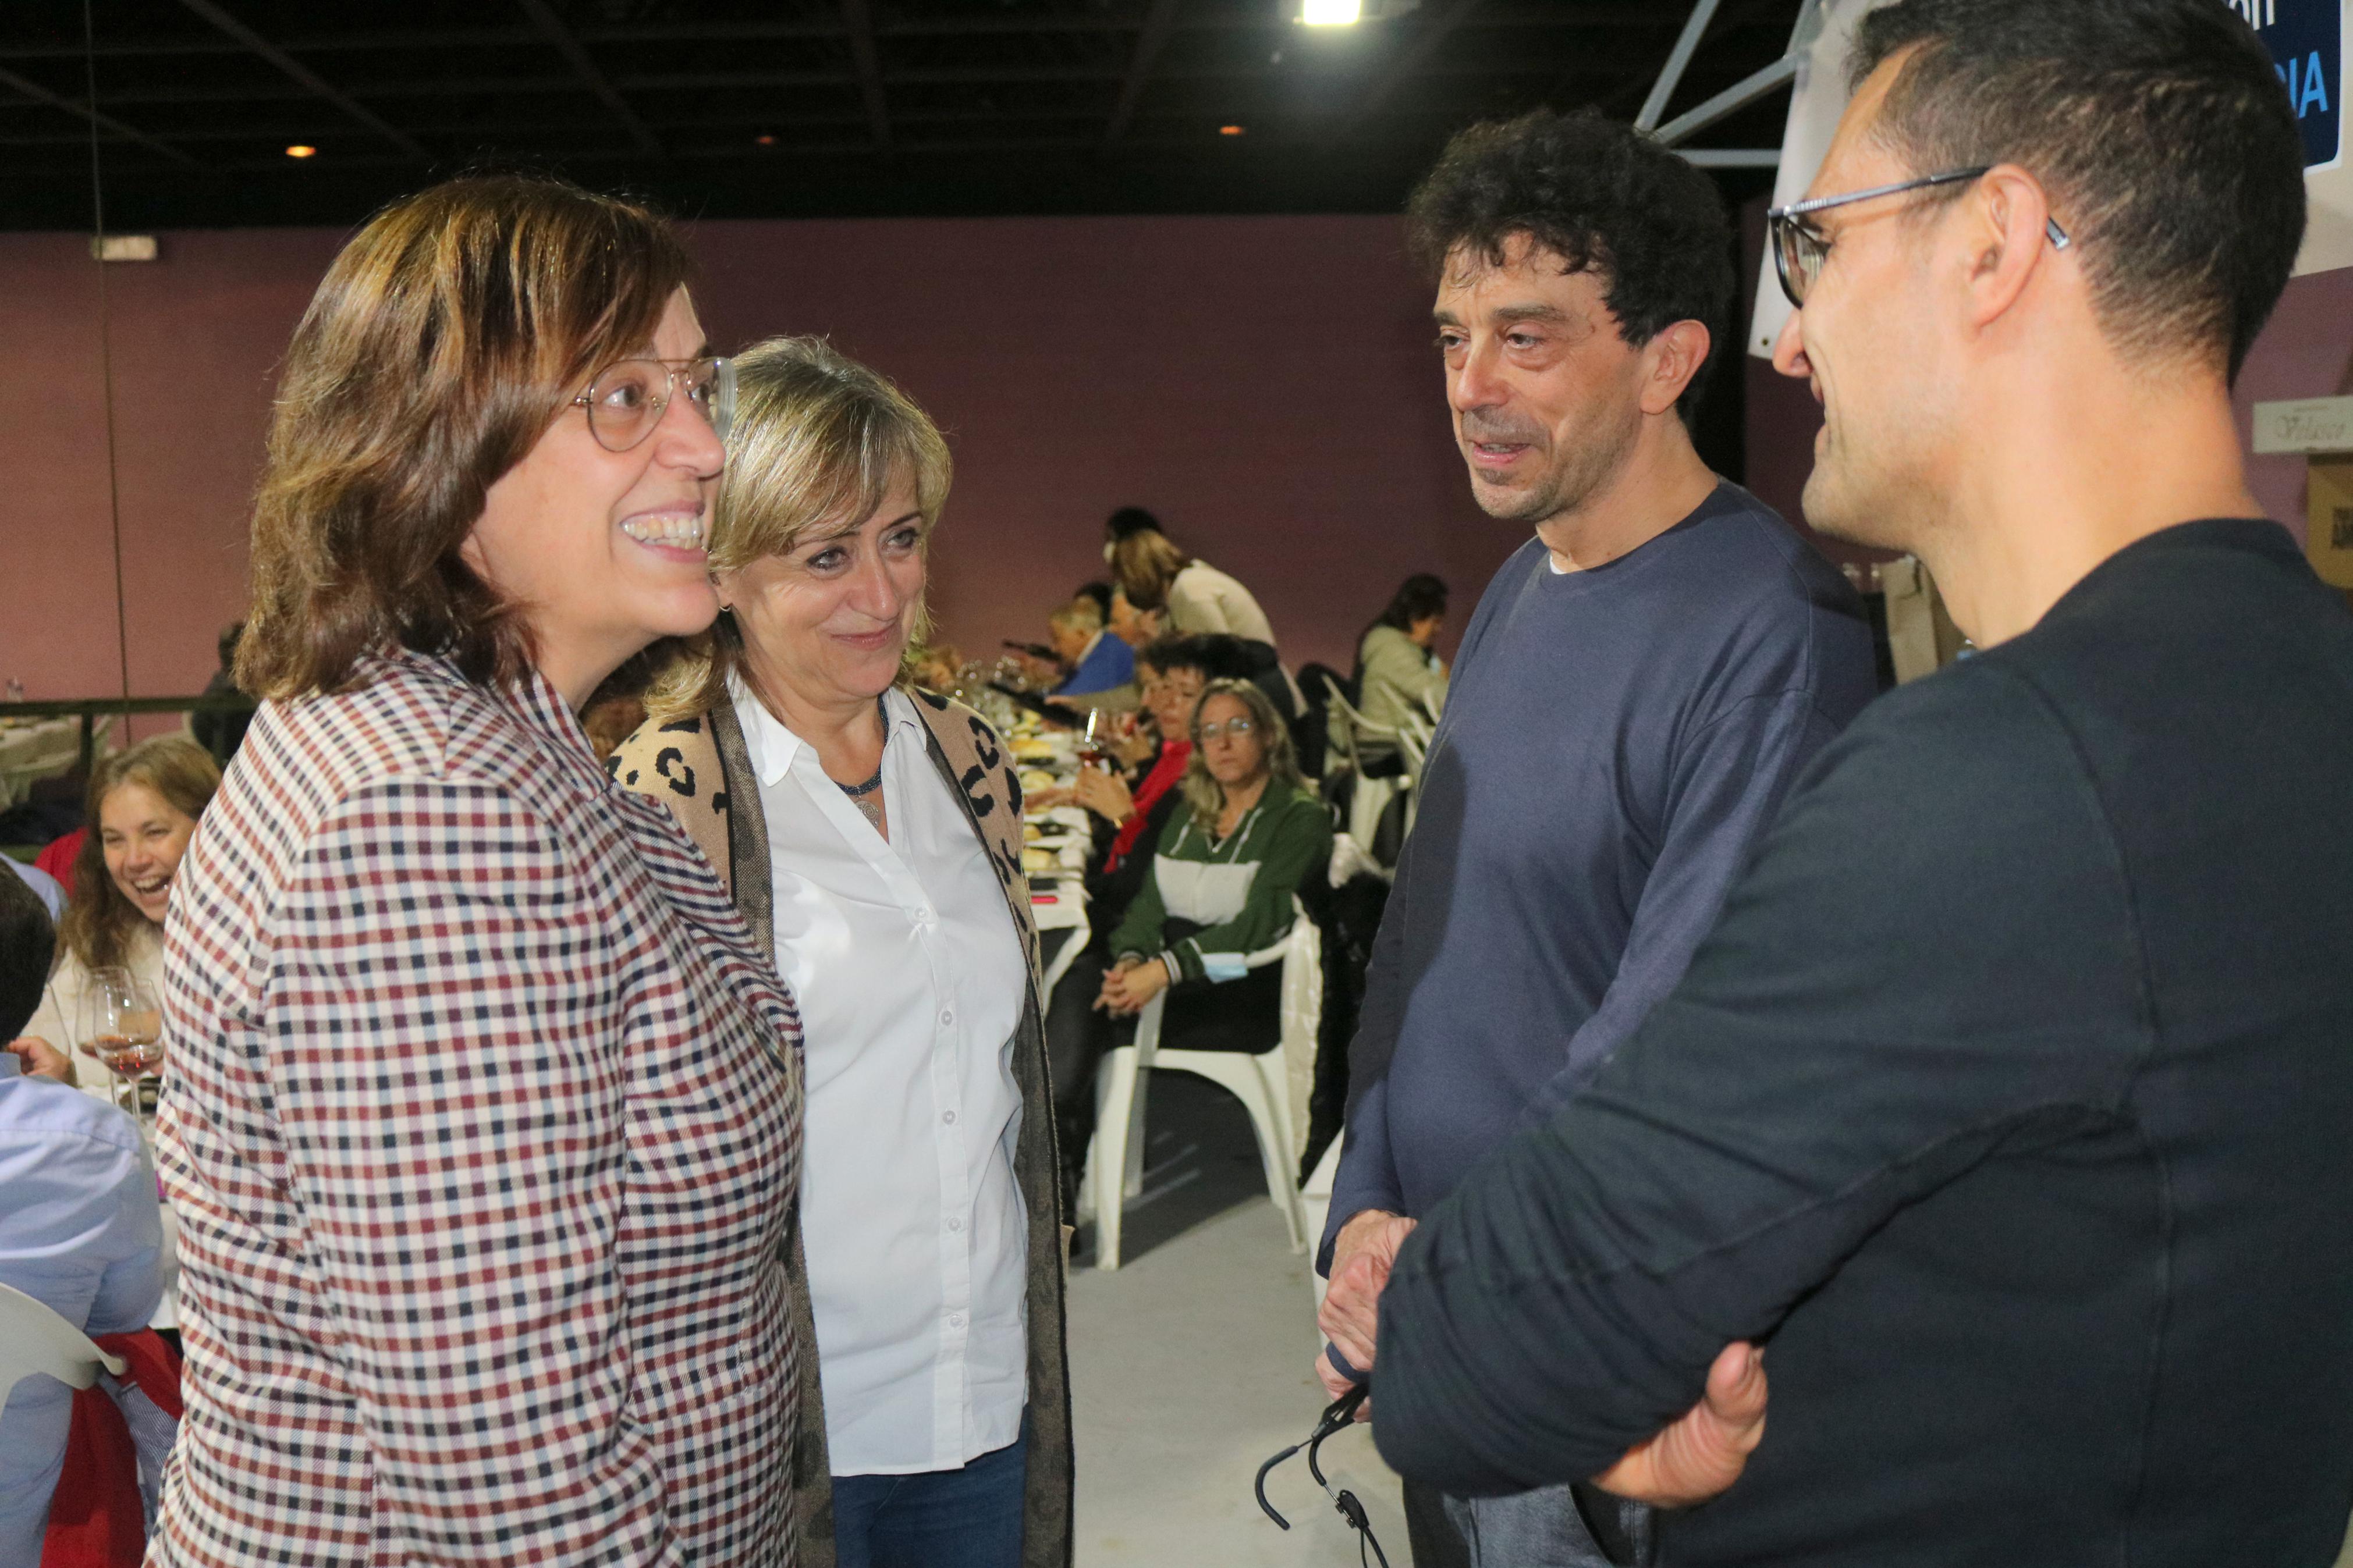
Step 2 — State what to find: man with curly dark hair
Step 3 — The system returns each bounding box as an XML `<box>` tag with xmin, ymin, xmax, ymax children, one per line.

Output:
<box><xmin>1313</xmin><ymin>107</ymin><xmax>1876</xmax><ymax>1568</ymax></box>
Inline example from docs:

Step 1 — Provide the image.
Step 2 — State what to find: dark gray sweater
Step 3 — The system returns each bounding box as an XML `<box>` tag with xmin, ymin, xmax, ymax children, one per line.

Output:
<box><xmin>1374</xmin><ymin>520</ymin><xmax>2353</xmax><ymax>1566</ymax></box>
<box><xmin>1324</xmin><ymin>483</ymin><xmax>1876</xmax><ymax>1267</ymax></box>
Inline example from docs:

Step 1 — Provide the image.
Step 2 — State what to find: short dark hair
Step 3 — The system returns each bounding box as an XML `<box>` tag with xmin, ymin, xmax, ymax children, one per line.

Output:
<box><xmin>0</xmin><ymin>867</ymin><xmax>54</xmax><ymax>1043</ymax></box>
<box><xmin>1105</xmin><ymin>507</ymin><xmax>1162</xmax><ymax>543</ymax></box>
<box><xmin>1135</xmin><ymin>633</ymin><xmax>1212</xmax><ymax>680</ymax></box>
<box><xmin>1406</xmin><ymin>108</ymin><xmax>1734</xmax><ymax>418</ymax></box>
<box><xmin>1852</xmin><ymin>0</ymin><xmax>2305</xmax><ymax>380</ymax></box>
<box><xmin>1376</xmin><ymin>573</ymin><xmax>1448</xmax><ymax>631</ymax></box>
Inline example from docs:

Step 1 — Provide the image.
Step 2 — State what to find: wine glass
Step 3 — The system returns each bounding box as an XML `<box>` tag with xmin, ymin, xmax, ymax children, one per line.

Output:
<box><xmin>87</xmin><ymin>968</ymin><xmax>164</xmax><ymax>1120</ymax></box>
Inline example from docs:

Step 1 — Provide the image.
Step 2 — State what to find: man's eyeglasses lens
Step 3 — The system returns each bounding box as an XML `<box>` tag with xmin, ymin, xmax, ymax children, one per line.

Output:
<box><xmin>576</xmin><ymin>356</ymin><xmax>736</xmax><ymax>452</ymax></box>
<box><xmin>1201</xmin><ymin>719</ymin><xmax>1255</xmax><ymax>741</ymax></box>
<box><xmin>1773</xmin><ymin>218</ymin><xmax>1829</xmax><ymax>308</ymax></box>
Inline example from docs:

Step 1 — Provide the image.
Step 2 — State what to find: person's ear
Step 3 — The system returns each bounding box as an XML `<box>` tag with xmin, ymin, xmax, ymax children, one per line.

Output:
<box><xmin>1638</xmin><ymin>319</ymin><xmax>1713</xmax><ymax>417</ymax></box>
<box><xmin>1957</xmin><ymin>165</ymin><xmax>2059</xmax><ymax>333</ymax></box>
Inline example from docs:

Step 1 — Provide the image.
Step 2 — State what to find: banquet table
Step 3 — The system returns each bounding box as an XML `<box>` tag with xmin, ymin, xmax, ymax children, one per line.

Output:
<box><xmin>1009</xmin><ymin>718</ymin><xmax>1098</xmax><ymax>998</ymax></box>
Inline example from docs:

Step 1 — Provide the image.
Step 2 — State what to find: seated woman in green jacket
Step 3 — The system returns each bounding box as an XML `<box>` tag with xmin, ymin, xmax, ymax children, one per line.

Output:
<box><xmin>1097</xmin><ymin>678</ymin><xmax>1332</xmax><ymax>1052</ymax></box>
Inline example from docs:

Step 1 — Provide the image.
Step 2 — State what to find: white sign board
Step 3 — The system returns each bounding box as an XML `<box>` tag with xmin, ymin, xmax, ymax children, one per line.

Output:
<box><xmin>2252</xmin><ymin>394</ymin><xmax>2353</xmax><ymax>452</ymax></box>
<box><xmin>1748</xmin><ymin>0</ymin><xmax>1892</xmax><ymax>359</ymax></box>
<box><xmin>1751</xmin><ymin>0</ymin><xmax>2353</xmax><ymax>362</ymax></box>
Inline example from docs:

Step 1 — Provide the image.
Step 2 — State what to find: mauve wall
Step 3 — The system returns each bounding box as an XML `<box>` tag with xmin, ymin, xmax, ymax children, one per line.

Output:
<box><xmin>1738</xmin><ymin>249</ymin><xmax>2353</xmax><ymax>554</ymax></box>
<box><xmin>6</xmin><ymin>213</ymin><xmax>2345</xmax><ymax>716</ymax></box>
<box><xmin>0</xmin><ymin>215</ymin><xmax>1527</xmax><ymax>709</ymax></box>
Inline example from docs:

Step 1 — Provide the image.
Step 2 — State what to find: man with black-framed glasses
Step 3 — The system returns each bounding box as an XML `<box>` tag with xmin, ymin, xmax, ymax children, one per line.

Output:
<box><xmin>1361</xmin><ymin>2</ymin><xmax>2353</xmax><ymax>1565</ymax></box>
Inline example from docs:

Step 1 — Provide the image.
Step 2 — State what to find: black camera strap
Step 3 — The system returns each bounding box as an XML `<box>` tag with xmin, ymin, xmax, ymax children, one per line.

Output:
<box><xmin>1254</xmin><ymin>1382</ymin><xmax>1392</xmax><ymax>1567</ymax></box>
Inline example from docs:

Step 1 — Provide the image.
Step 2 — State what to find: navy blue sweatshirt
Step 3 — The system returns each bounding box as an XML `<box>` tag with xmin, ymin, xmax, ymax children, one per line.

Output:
<box><xmin>1323</xmin><ymin>483</ymin><xmax>1877</xmax><ymax>1268</ymax></box>
<box><xmin>1372</xmin><ymin>521</ymin><xmax>2353</xmax><ymax>1565</ymax></box>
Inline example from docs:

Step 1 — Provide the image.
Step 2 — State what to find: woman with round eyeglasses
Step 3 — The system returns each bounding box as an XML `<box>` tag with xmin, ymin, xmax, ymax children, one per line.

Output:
<box><xmin>1098</xmin><ymin>679</ymin><xmax>1332</xmax><ymax>1050</ymax></box>
<box><xmin>152</xmin><ymin>176</ymin><xmax>803</xmax><ymax>1567</ymax></box>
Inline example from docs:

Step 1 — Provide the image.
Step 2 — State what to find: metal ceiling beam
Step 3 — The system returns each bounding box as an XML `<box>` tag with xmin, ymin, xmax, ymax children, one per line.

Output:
<box><xmin>1678</xmin><ymin>147</ymin><xmax>1779</xmax><ymax>166</ymax></box>
<box><xmin>1636</xmin><ymin>0</ymin><xmax>1722</xmax><ymax>131</ymax></box>
<box><xmin>841</xmin><ymin>0</ymin><xmax>891</xmax><ymax>148</ymax></box>
<box><xmin>0</xmin><ymin>64</ymin><xmax>202</xmax><ymax>168</ymax></box>
<box><xmin>1652</xmin><ymin>52</ymin><xmax>1795</xmax><ymax>145</ymax></box>
<box><xmin>514</xmin><ymin>0</ymin><xmax>661</xmax><ymax>155</ymax></box>
<box><xmin>173</xmin><ymin>0</ymin><xmax>431</xmax><ymax>160</ymax></box>
<box><xmin>1102</xmin><ymin>0</ymin><xmax>1184</xmax><ymax>151</ymax></box>
<box><xmin>1321</xmin><ymin>0</ymin><xmax>1486</xmax><ymax>150</ymax></box>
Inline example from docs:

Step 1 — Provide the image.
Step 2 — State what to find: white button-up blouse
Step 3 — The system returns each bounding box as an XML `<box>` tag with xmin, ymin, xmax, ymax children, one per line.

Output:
<box><xmin>733</xmin><ymin>681</ymin><xmax>1030</xmax><ymax>1476</ymax></box>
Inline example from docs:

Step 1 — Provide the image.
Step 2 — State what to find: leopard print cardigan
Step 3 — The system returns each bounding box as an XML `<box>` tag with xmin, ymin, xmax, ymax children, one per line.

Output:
<box><xmin>607</xmin><ymin>686</ymin><xmax>1073</xmax><ymax>1568</ymax></box>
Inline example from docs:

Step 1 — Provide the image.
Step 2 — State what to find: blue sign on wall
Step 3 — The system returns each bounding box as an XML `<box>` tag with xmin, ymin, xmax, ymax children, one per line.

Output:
<box><xmin>2230</xmin><ymin>0</ymin><xmax>2343</xmax><ymax>169</ymax></box>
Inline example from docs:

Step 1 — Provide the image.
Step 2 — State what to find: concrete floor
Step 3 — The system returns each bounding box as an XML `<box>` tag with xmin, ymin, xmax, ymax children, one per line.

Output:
<box><xmin>1066</xmin><ymin>1073</ymin><xmax>1408</xmax><ymax>1568</ymax></box>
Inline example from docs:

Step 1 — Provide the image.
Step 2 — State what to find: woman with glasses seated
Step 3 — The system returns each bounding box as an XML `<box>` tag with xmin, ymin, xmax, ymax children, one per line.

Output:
<box><xmin>152</xmin><ymin>176</ymin><xmax>802</xmax><ymax>1567</ymax></box>
<box><xmin>1039</xmin><ymin>634</ymin><xmax>1210</xmax><ymax>1204</ymax></box>
<box><xmin>610</xmin><ymin>336</ymin><xmax>1070</xmax><ymax>1568</ymax></box>
<box><xmin>1096</xmin><ymin>680</ymin><xmax>1332</xmax><ymax>1052</ymax></box>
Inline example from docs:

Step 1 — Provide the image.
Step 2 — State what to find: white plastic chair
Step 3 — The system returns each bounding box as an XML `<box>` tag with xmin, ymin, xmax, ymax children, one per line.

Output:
<box><xmin>1084</xmin><ymin>903</ymin><xmax>1323</xmax><ymax>1271</ymax></box>
<box><xmin>0</xmin><ymin>1281</ymin><xmax>124</xmax><ymax>1409</ymax></box>
<box><xmin>1037</xmin><ymin>908</ymin><xmax>1091</xmax><ymax>1002</ymax></box>
<box><xmin>1320</xmin><ymin>677</ymin><xmax>1410</xmax><ymax>857</ymax></box>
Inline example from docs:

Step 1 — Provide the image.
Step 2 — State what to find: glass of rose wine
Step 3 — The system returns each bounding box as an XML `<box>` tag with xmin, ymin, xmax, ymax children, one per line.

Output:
<box><xmin>87</xmin><ymin>967</ymin><xmax>164</xmax><ymax>1121</ymax></box>
<box><xmin>1076</xmin><ymin>707</ymin><xmax>1107</xmax><ymax>769</ymax></box>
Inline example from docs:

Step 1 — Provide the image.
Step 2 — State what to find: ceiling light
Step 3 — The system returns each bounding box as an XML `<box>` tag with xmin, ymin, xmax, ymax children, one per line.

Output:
<box><xmin>285</xmin><ymin>144</ymin><xmax>316</xmax><ymax>159</ymax></box>
<box><xmin>1300</xmin><ymin>0</ymin><xmax>1362</xmax><ymax>23</ymax></box>
<box><xmin>1219</xmin><ymin>124</ymin><xmax>1246</xmax><ymax>136</ymax></box>
<box><xmin>755</xmin><ymin>133</ymin><xmax>777</xmax><ymax>146</ymax></box>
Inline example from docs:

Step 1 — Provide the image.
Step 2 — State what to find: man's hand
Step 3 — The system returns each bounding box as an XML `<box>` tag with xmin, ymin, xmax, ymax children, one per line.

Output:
<box><xmin>6</xmin><ymin>1036</ymin><xmax>76</xmax><ymax>1085</ymax></box>
<box><xmin>1592</xmin><ymin>1342</ymin><xmax>1768</xmax><ymax>1509</ymax></box>
<box><xmin>1317</xmin><ymin>1209</ymin><xmax>1417</xmax><ymax>1375</ymax></box>
<box><xmin>1316</xmin><ymin>1345</ymin><xmax>1376</xmax><ymax>1421</ymax></box>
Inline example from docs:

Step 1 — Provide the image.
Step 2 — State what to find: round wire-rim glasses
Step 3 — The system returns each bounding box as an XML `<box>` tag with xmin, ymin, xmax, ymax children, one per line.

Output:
<box><xmin>1766</xmin><ymin>165</ymin><xmax>2071</xmax><ymax>309</ymax></box>
<box><xmin>572</xmin><ymin>354</ymin><xmax>736</xmax><ymax>452</ymax></box>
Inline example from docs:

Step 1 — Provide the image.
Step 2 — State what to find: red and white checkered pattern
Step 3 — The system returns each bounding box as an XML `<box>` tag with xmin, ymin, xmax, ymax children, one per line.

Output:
<box><xmin>150</xmin><ymin>651</ymin><xmax>803</xmax><ymax>1567</ymax></box>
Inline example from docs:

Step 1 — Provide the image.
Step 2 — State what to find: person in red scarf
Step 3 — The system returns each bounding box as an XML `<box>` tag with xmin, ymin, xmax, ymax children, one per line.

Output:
<box><xmin>1042</xmin><ymin>634</ymin><xmax>1211</xmax><ymax>1213</ymax></box>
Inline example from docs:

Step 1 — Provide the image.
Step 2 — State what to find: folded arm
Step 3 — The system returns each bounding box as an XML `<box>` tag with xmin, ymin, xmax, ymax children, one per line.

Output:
<box><xmin>1371</xmin><ymin>673</ymin><xmax>2145</xmax><ymax>1496</ymax></box>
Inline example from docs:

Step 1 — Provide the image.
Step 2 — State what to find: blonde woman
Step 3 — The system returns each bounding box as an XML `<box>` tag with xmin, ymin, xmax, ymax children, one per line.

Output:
<box><xmin>1105</xmin><ymin>511</ymin><xmax>1279</xmax><ymax>649</ymax></box>
<box><xmin>16</xmin><ymin>734</ymin><xmax>219</xmax><ymax>1101</ymax></box>
<box><xmin>613</xmin><ymin>337</ymin><xmax>1070</xmax><ymax>1568</ymax></box>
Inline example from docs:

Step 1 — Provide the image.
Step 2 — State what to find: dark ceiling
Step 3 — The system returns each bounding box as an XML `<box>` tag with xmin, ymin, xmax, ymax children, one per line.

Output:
<box><xmin>0</xmin><ymin>0</ymin><xmax>1803</xmax><ymax>232</ymax></box>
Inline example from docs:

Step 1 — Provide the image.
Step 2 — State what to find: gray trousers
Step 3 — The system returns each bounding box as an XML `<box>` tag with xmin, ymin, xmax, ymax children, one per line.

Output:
<box><xmin>1436</xmin><ymin>1484</ymin><xmax>1652</xmax><ymax>1568</ymax></box>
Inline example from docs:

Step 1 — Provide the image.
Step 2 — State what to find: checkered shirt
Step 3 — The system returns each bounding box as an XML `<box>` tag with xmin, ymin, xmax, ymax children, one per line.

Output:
<box><xmin>150</xmin><ymin>651</ymin><xmax>803</xmax><ymax>1567</ymax></box>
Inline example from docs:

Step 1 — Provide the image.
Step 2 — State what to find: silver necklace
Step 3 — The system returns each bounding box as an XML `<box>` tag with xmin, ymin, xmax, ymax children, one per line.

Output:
<box><xmin>837</xmin><ymin>695</ymin><xmax>889</xmax><ymax>830</ymax></box>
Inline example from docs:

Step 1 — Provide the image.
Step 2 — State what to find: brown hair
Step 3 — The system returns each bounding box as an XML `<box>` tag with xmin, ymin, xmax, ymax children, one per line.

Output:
<box><xmin>1110</xmin><ymin>528</ymin><xmax>1193</xmax><ymax>614</ymax></box>
<box><xmin>61</xmin><ymin>735</ymin><xmax>221</xmax><ymax>972</ymax></box>
<box><xmin>237</xmin><ymin>174</ymin><xmax>695</xmax><ymax>699</ymax></box>
<box><xmin>1179</xmin><ymin>678</ymin><xmax>1303</xmax><ymax>830</ymax></box>
<box><xmin>645</xmin><ymin>336</ymin><xmax>953</xmax><ymax>720</ymax></box>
